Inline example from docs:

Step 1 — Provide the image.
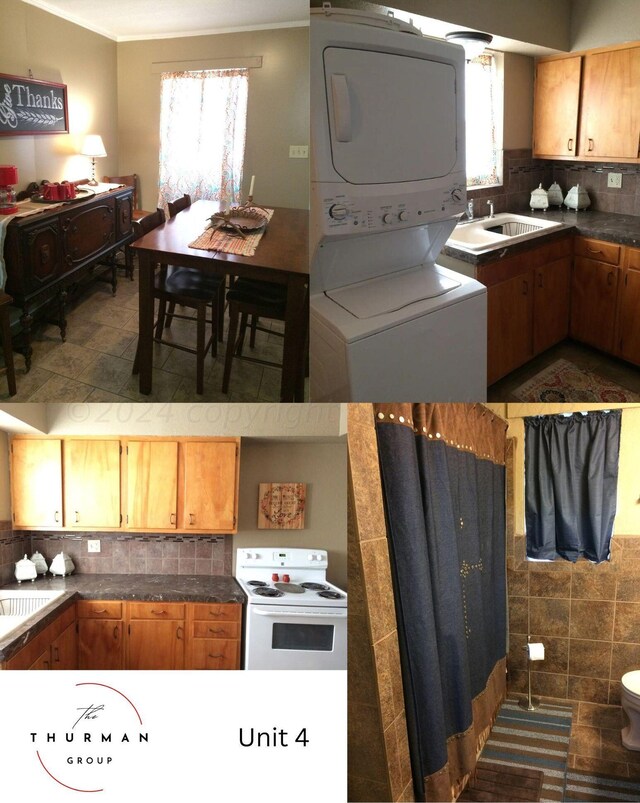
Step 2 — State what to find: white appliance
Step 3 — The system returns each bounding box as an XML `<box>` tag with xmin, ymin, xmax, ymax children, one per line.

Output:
<box><xmin>236</xmin><ymin>548</ymin><xmax>347</xmax><ymax>670</ymax></box>
<box><xmin>310</xmin><ymin>5</ymin><xmax>487</xmax><ymax>401</ymax></box>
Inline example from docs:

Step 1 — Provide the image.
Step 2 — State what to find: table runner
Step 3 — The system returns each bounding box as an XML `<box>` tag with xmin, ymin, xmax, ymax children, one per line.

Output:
<box><xmin>188</xmin><ymin>207</ymin><xmax>274</xmax><ymax>257</ymax></box>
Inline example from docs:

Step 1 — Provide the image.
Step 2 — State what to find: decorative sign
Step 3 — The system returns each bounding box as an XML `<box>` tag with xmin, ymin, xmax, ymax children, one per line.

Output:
<box><xmin>258</xmin><ymin>483</ymin><xmax>306</xmax><ymax>530</ymax></box>
<box><xmin>0</xmin><ymin>73</ymin><xmax>69</xmax><ymax>136</ymax></box>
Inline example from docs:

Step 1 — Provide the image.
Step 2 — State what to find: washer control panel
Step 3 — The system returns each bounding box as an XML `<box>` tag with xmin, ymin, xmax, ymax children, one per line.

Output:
<box><xmin>318</xmin><ymin>182</ymin><xmax>466</xmax><ymax>235</ymax></box>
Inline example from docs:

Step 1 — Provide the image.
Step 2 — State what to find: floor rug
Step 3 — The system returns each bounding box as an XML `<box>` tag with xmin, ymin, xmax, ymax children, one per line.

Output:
<box><xmin>564</xmin><ymin>768</ymin><xmax>640</xmax><ymax>802</ymax></box>
<box><xmin>474</xmin><ymin>698</ymin><xmax>573</xmax><ymax>803</ymax></box>
<box><xmin>512</xmin><ymin>359</ymin><xmax>640</xmax><ymax>402</ymax></box>
<box><xmin>458</xmin><ymin>760</ymin><xmax>543</xmax><ymax>801</ymax></box>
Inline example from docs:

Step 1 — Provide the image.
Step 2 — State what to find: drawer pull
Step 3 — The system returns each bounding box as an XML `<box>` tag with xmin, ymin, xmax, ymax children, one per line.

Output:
<box><xmin>208</xmin><ymin>653</ymin><xmax>224</xmax><ymax>659</ymax></box>
<box><xmin>567</xmin><ymin>138</ymin><xmax>573</xmax><ymax>152</ymax></box>
<box><xmin>586</xmin><ymin>247</ymin><xmax>603</xmax><ymax>254</ymax></box>
<box><xmin>208</xmin><ymin>627</ymin><xmax>224</xmax><ymax>635</ymax></box>
<box><xmin>113</xmin><ymin>625</ymin><xmax>119</xmax><ymax>640</ymax></box>
<box><xmin>151</xmin><ymin>609</ymin><xmax>167</xmax><ymax>615</ymax></box>
<box><xmin>93</xmin><ymin>608</ymin><xmax>108</xmax><ymax>614</ymax></box>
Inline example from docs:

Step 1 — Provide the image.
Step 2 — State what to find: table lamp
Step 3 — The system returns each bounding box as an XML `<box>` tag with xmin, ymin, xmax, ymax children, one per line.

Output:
<box><xmin>0</xmin><ymin>165</ymin><xmax>19</xmax><ymax>215</ymax></box>
<box><xmin>80</xmin><ymin>134</ymin><xmax>107</xmax><ymax>186</ymax></box>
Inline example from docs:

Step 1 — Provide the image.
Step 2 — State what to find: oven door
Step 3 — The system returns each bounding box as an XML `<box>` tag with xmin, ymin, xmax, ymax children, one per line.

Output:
<box><xmin>245</xmin><ymin>604</ymin><xmax>347</xmax><ymax>670</ymax></box>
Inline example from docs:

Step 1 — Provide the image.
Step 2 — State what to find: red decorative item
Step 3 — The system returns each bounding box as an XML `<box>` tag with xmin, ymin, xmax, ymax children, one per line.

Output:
<box><xmin>0</xmin><ymin>165</ymin><xmax>19</xmax><ymax>215</ymax></box>
<box><xmin>272</xmin><ymin>573</ymin><xmax>279</xmax><ymax>582</ymax></box>
<box><xmin>283</xmin><ymin>574</ymin><xmax>290</xmax><ymax>583</ymax></box>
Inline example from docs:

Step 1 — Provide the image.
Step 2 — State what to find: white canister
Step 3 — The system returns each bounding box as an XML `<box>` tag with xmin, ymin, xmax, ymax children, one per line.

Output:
<box><xmin>530</xmin><ymin>183</ymin><xmax>549</xmax><ymax>211</ymax></box>
<box><xmin>30</xmin><ymin>551</ymin><xmax>48</xmax><ymax>575</ymax></box>
<box><xmin>15</xmin><ymin>554</ymin><xmax>37</xmax><ymax>583</ymax></box>
<box><xmin>547</xmin><ymin>182</ymin><xmax>563</xmax><ymax>206</ymax></box>
<box><xmin>564</xmin><ymin>183</ymin><xmax>591</xmax><ymax>210</ymax></box>
<box><xmin>49</xmin><ymin>552</ymin><xmax>75</xmax><ymax>577</ymax></box>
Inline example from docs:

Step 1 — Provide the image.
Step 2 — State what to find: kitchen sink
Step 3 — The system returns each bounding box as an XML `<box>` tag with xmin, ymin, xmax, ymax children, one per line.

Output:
<box><xmin>0</xmin><ymin>590</ymin><xmax>64</xmax><ymax>639</ymax></box>
<box><xmin>446</xmin><ymin>213</ymin><xmax>565</xmax><ymax>252</ymax></box>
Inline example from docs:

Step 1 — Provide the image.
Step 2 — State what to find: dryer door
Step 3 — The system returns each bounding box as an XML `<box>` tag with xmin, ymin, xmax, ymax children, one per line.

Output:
<box><xmin>323</xmin><ymin>46</ymin><xmax>459</xmax><ymax>184</ymax></box>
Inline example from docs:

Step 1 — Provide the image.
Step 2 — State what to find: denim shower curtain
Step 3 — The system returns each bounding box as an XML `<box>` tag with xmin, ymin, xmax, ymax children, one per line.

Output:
<box><xmin>374</xmin><ymin>404</ymin><xmax>507</xmax><ymax>802</ymax></box>
<box><xmin>525</xmin><ymin>410</ymin><xmax>622</xmax><ymax>563</ymax></box>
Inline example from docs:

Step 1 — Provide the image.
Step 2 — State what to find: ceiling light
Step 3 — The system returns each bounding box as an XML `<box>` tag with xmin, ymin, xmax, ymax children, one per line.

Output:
<box><xmin>445</xmin><ymin>31</ymin><xmax>493</xmax><ymax>61</ymax></box>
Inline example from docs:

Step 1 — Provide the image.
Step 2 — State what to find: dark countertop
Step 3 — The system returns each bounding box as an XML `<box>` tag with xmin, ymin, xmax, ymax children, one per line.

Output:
<box><xmin>441</xmin><ymin>208</ymin><xmax>640</xmax><ymax>265</ymax></box>
<box><xmin>0</xmin><ymin>574</ymin><xmax>245</xmax><ymax>663</ymax></box>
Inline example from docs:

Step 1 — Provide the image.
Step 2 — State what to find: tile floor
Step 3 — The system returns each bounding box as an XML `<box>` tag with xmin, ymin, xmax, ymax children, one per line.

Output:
<box><xmin>488</xmin><ymin>341</ymin><xmax>640</xmax><ymax>401</ymax></box>
<box><xmin>1</xmin><ymin>265</ymin><xmax>295</xmax><ymax>402</ymax></box>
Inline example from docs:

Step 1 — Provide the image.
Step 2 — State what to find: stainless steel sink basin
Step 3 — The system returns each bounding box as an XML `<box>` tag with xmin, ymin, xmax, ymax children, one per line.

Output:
<box><xmin>446</xmin><ymin>213</ymin><xmax>564</xmax><ymax>253</ymax></box>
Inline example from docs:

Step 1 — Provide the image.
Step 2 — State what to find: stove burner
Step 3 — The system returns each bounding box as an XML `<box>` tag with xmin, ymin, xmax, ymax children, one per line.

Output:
<box><xmin>274</xmin><ymin>582</ymin><xmax>305</xmax><ymax>594</ymax></box>
<box><xmin>247</xmin><ymin>580</ymin><xmax>267</xmax><ymax>587</ymax></box>
<box><xmin>253</xmin><ymin>586</ymin><xmax>284</xmax><ymax>598</ymax></box>
<box><xmin>301</xmin><ymin>582</ymin><xmax>329</xmax><ymax>591</ymax></box>
<box><xmin>318</xmin><ymin>590</ymin><xmax>344</xmax><ymax>600</ymax></box>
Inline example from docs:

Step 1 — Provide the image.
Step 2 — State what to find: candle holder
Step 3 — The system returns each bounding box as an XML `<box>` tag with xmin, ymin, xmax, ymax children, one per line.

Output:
<box><xmin>0</xmin><ymin>165</ymin><xmax>19</xmax><ymax>215</ymax></box>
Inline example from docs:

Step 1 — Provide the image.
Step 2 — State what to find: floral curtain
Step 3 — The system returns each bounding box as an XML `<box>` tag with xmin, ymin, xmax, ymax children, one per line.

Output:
<box><xmin>466</xmin><ymin>54</ymin><xmax>499</xmax><ymax>187</ymax></box>
<box><xmin>158</xmin><ymin>68</ymin><xmax>248</xmax><ymax>210</ymax></box>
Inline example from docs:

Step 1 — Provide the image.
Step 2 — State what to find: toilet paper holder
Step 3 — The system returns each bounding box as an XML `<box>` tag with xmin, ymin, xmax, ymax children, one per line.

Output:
<box><xmin>518</xmin><ymin>635</ymin><xmax>543</xmax><ymax>712</ymax></box>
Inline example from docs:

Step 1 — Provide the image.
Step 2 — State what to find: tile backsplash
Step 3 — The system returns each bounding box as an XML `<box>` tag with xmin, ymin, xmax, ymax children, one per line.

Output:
<box><xmin>468</xmin><ymin>149</ymin><xmax>640</xmax><ymax>217</ymax></box>
<box><xmin>0</xmin><ymin>523</ymin><xmax>27</xmax><ymax>586</ymax></box>
<box><xmin>25</xmin><ymin>532</ymin><xmax>233</xmax><ymax>577</ymax></box>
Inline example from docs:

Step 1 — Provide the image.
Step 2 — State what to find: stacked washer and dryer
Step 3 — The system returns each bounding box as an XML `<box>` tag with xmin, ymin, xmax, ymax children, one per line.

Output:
<box><xmin>310</xmin><ymin>5</ymin><xmax>487</xmax><ymax>401</ymax></box>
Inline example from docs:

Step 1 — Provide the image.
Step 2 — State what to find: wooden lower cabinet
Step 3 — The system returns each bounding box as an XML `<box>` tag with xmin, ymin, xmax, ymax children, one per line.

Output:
<box><xmin>29</xmin><ymin>649</ymin><xmax>52</xmax><ymax>670</ymax></box>
<box><xmin>77</xmin><ymin>600</ymin><xmax>124</xmax><ymax>669</ymax></box>
<box><xmin>51</xmin><ymin>621</ymin><xmax>77</xmax><ymax>669</ymax></box>
<box><xmin>187</xmin><ymin>602</ymin><xmax>242</xmax><ymax>670</ymax></box>
<box><xmin>616</xmin><ymin>248</ymin><xmax>640</xmax><ymax>365</ymax></box>
<box><xmin>487</xmin><ymin>271</ymin><xmax>533</xmax><ymax>385</ymax></box>
<box><xmin>570</xmin><ymin>257</ymin><xmax>619</xmax><ymax>352</ymax></box>
<box><xmin>127</xmin><ymin>602</ymin><xmax>185</xmax><ymax>670</ymax></box>
<box><xmin>533</xmin><ymin>257</ymin><xmax>572</xmax><ymax>355</ymax></box>
<box><xmin>4</xmin><ymin>605</ymin><xmax>76</xmax><ymax>670</ymax></box>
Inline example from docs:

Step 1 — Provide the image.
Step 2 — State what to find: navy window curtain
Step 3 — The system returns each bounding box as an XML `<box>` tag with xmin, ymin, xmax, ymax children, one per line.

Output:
<box><xmin>525</xmin><ymin>410</ymin><xmax>622</xmax><ymax>563</ymax></box>
<box><xmin>374</xmin><ymin>403</ymin><xmax>507</xmax><ymax>802</ymax></box>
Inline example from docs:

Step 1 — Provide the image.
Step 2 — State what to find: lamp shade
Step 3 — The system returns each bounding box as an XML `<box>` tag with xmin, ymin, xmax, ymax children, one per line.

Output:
<box><xmin>0</xmin><ymin>165</ymin><xmax>19</xmax><ymax>185</ymax></box>
<box><xmin>445</xmin><ymin>31</ymin><xmax>493</xmax><ymax>60</ymax></box>
<box><xmin>80</xmin><ymin>134</ymin><xmax>107</xmax><ymax>158</ymax></box>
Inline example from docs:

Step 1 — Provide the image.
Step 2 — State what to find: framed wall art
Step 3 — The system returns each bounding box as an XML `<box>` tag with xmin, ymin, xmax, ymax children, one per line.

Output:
<box><xmin>258</xmin><ymin>483</ymin><xmax>306</xmax><ymax>530</ymax></box>
<box><xmin>0</xmin><ymin>73</ymin><xmax>69</xmax><ymax>136</ymax></box>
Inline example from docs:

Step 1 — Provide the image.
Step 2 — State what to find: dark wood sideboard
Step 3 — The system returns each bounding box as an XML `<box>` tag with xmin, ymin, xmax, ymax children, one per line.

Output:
<box><xmin>3</xmin><ymin>186</ymin><xmax>134</xmax><ymax>369</ymax></box>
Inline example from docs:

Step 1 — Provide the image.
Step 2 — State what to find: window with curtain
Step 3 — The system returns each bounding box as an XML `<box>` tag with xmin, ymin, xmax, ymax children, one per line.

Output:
<box><xmin>465</xmin><ymin>54</ymin><xmax>501</xmax><ymax>188</ymax></box>
<box><xmin>525</xmin><ymin>410</ymin><xmax>622</xmax><ymax>563</ymax></box>
<box><xmin>158</xmin><ymin>68</ymin><xmax>248</xmax><ymax>210</ymax></box>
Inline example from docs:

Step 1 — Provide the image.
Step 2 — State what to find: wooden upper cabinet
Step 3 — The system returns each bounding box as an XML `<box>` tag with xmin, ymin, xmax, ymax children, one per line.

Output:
<box><xmin>126</xmin><ymin>440</ymin><xmax>178</xmax><ymax>530</ymax></box>
<box><xmin>10</xmin><ymin>439</ymin><xmax>63</xmax><ymax>528</ymax></box>
<box><xmin>63</xmin><ymin>440</ymin><xmax>121</xmax><ymax>528</ymax></box>
<box><xmin>533</xmin><ymin>57</ymin><xmax>582</xmax><ymax>158</ymax></box>
<box><xmin>579</xmin><ymin>47</ymin><xmax>640</xmax><ymax>159</ymax></box>
<box><xmin>181</xmin><ymin>441</ymin><xmax>239</xmax><ymax>532</ymax></box>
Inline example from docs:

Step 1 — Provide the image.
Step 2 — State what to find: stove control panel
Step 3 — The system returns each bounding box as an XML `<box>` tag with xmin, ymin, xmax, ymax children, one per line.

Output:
<box><xmin>238</xmin><ymin>548</ymin><xmax>329</xmax><ymax>570</ymax></box>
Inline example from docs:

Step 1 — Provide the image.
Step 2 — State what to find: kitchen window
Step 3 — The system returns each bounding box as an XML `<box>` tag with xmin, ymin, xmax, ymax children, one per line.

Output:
<box><xmin>466</xmin><ymin>53</ymin><xmax>503</xmax><ymax>188</ymax></box>
<box><xmin>158</xmin><ymin>68</ymin><xmax>248</xmax><ymax>210</ymax></box>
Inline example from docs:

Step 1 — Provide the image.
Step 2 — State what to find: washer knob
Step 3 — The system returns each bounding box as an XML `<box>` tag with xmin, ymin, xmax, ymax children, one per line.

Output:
<box><xmin>382</xmin><ymin>213</ymin><xmax>394</xmax><ymax>224</ymax></box>
<box><xmin>329</xmin><ymin>204</ymin><xmax>348</xmax><ymax>220</ymax></box>
<box><xmin>451</xmin><ymin>188</ymin><xmax>463</xmax><ymax>202</ymax></box>
<box><xmin>398</xmin><ymin>210</ymin><xmax>409</xmax><ymax>222</ymax></box>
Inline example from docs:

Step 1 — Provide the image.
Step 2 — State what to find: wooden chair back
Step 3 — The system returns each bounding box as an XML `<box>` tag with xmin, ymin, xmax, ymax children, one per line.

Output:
<box><xmin>104</xmin><ymin>174</ymin><xmax>140</xmax><ymax>209</ymax></box>
<box><xmin>133</xmin><ymin>207</ymin><xmax>165</xmax><ymax>238</ymax></box>
<box><xmin>168</xmin><ymin>193</ymin><xmax>192</xmax><ymax>219</ymax></box>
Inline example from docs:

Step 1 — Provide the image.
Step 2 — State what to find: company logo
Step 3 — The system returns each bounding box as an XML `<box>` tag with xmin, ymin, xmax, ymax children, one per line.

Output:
<box><xmin>30</xmin><ymin>682</ymin><xmax>149</xmax><ymax>793</ymax></box>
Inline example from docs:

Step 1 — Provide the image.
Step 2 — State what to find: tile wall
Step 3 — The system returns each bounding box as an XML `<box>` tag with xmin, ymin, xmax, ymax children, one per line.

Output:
<box><xmin>20</xmin><ymin>532</ymin><xmax>232</xmax><ymax>576</ymax></box>
<box><xmin>468</xmin><ymin>149</ymin><xmax>640</xmax><ymax>217</ymax></box>
<box><xmin>0</xmin><ymin>522</ymin><xmax>26</xmax><ymax>586</ymax></box>
<box><xmin>505</xmin><ymin>440</ymin><xmax>640</xmax><ymax>778</ymax></box>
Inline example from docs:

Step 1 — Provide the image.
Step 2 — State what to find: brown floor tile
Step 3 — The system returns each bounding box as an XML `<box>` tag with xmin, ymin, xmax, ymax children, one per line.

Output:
<box><xmin>601</xmin><ymin>727</ymin><xmax>640</xmax><ymax>764</ymax></box>
<box><xmin>570</xmin><ymin>724</ymin><xmax>601</xmax><ymax>758</ymax></box>
<box><xmin>572</xmin><ymin>755</ymin><xmax>630</xmax><ymax>777</ymax></box>
<box><xmin>578</xmin><ymin>702</ymin><xmax>623</xmax><ymax>729</ymax></box>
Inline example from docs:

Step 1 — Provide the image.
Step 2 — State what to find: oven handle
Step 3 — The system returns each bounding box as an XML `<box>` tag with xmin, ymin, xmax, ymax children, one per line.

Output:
<box><xmin>252</xmin><ymin>609</ymin><xmax>347</xmax><ymax>618</ymax></box>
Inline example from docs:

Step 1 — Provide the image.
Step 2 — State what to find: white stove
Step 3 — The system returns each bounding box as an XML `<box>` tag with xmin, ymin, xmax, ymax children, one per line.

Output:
<box><xmin>236</xmin><ymin>548</ymin><xmax>347</xmax><ymax>670</ymax></box>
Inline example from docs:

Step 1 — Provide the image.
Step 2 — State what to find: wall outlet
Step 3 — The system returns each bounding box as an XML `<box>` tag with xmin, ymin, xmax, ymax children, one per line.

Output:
<box><xmin>87</xmin><ymin>539</ymin><xmax>101</xmax><ymax>553</ymax></box>
<box><xmin>608</xmin><ymin>172</ymin><xmax>623</xmax><ymax>188</ymax></box>
<box><xmin>289</xmin><ymin>145</ymin><xmax>308</xmax><ymax>159</ymax></box>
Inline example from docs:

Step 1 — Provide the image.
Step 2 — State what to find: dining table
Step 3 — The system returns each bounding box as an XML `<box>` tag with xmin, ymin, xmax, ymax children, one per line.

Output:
<box><xmin>130</xmin><ymin>200</ymin><xmax>309</xmax><ymax>401</ymax></box>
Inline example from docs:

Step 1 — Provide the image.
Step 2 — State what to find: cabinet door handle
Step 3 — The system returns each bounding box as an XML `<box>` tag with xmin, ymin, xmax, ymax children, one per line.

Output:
<box><xmin>170</xmin><ymin>513</ymin><xmax>176</xmax><ymax>525</ymax></box>
<box><xmin>607</xmin><ymin>271</ymin><xmax>614</xmax><ymax>286</ymax></box>
<box><xmin>537</xmin><ymin>274</ymin><xmax>543</xmax><ymax>288</ymax></box>
<box><xmin>151</xmin><ymin>609</ymin><xmax>167</xmax><ymax>615</ymax></box>
<box><xmin>176</xmin><ymin>626</ymin><xmax>184</xmax><ymax>640</ymax></box>
<box><xmin>75</xmin><ymin>510</ymin><xmax>79</xmax><ymax>523</ymax></box>
<box><xmin>43</xmin><ymin>659</ymin><xmax>50</xmax><ymax>669</ymax></box>
<box><xmin>53</xmin><ymin>647</ymin><xmax>60</xmax><ymax>663</ymax></box>
<box><xmin>113</xmin><ymin>625</ymin><xmax>119</xmax><ymax>640</ymax></box>
<box><xmin>522</xmin><ymin>280</ymin><xmax>528</xmax><ymax>295</ymax></box>
<box><xmin>588</xmin><ymin>138</ymin><xmax>594</xmax><ymax>152</ymax></box>
<box><xmin>567</xmin><ymin>138</ymin><xmax>573</xmax><ymax>152</ymax></box>
<box><xmin>189</xmin><ymin>513</ymin><xmax>195</xmax><ymax>525</ymax></box>
<box><xmin>208</xmin><ymin>653</ymin><xmax>224</xmax><ymax>659</ymax></box>
<box><xmin>54</xmin><ymin>510</ymin><xmax>60</xmax><ymax>523</ymax></box>
<box><xmin>208</xmin><ymin>627</ymin><xmax>224</xmax><ymax>635</ymax></box>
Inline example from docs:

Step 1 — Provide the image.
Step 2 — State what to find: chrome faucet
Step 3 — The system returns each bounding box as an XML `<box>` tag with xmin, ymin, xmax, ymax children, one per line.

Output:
<box><xmin>487</xmin><ymin>199</ymin><xmax>495</xmax><ymax>218</ymax></box>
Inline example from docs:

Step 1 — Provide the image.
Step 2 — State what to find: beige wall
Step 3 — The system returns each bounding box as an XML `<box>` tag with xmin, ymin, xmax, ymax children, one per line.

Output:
<box><xmin>116</xmin><ymin>27</ymin><xmax>309</xmax><ymax>211</ymax></box>
<box><xmin>505</xmin><ymin>404</ymin><xmax>640</xmax><ymax>537</ymax></box>
<box><xmin>0</xmin><ymin>0</ymin><xmax>119</xmax><ymax>185</ymax></box>
<box><xmin>570</xmin><ymin>0</ymin><xmax>640</xmax><ymax>51</ymax></box>
<box><xmin>503</xmin><ymin>53</ymin><xmax>534</xmax><ymax>149</ymax></box>
<box><xmin>234</xmin><ymin>442</ymin><xmax>347</xmax><ymax>589</ymax></box>
<box><xmin>0</xmin><ymin>433</ymin><xmax>10</xmax><ymax>522</ymax></box>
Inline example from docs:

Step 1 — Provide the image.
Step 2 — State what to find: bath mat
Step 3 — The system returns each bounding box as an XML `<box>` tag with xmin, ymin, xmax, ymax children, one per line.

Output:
<box><xmin>564</xmin><ymin>769</ymin><xmax>640</xmax><ymax>802</ymax></box>
<box><xmin>458</xmin><ymin>761</ymin><xmax>543</xmax><ymax>801</ymax></box>
<box><xmin>476</xmin><ymin>698</ymin><xmax>572</xmax><ymax>803</ymax></box>
<box><xmin>512</xmin><ymin>359</ymin><xmax>640</xmax><ymax>402</ymax></box>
